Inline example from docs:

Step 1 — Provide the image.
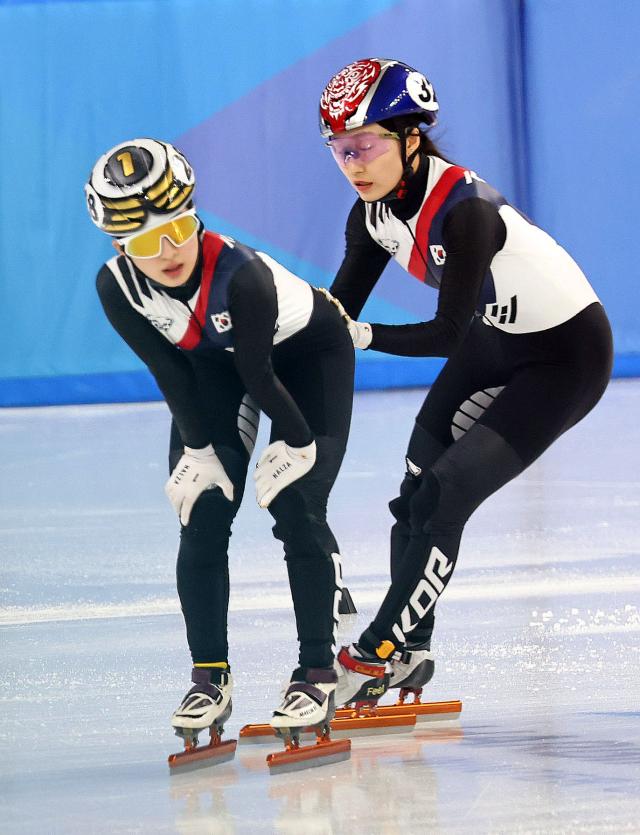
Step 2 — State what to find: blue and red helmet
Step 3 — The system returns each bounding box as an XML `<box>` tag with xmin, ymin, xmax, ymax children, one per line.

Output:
<box><xmin>319</xmin><ymin>58</ymin><xmax>438</xmax><ymax>138</ymax></box>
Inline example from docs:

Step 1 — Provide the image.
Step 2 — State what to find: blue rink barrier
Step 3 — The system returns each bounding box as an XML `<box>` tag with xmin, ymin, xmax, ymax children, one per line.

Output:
<box><xmin>1</xmin><ymin>354</ymin><xmax>638</xmax><ymax>408</ymax></box>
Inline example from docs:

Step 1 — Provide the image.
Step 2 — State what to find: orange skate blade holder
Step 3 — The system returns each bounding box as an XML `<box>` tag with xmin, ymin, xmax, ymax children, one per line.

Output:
<box><xmin>239</xmin><ymin>710</ymin><xmax>415</xmax><ymax>744</ymax></box>
<box><xmin>267</xmin><ymin>730</ymin><xmax>351</xmax><ymax>775</ymax></box>
<box><xmin>331</xmin><ymin>710</ymin><xmax>416</xmax><ymax>736</ymax></box>
<box><xmin>168</xmin><ymin>726</ymin><xmax>237</xmax><ymax>774</ymax></box>
<box><xmin>238</xmin><ymin>699</ymin><xmax>460</xmax><ymax>744</ymax></box>
<box><xmin>336</xmin><ymin>697</ymin><xmax>463</xmax><ymax>724</ymax></box>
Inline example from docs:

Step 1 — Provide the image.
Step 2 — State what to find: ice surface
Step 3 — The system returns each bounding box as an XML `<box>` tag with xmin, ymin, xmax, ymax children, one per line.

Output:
<box><xmin>1</xmin><ymin>381</ymin><xmax>639</xmax><ymax>833</ymax></box>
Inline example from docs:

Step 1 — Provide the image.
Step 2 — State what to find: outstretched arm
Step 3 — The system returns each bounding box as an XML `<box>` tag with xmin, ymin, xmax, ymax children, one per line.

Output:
<box><xmin>329</xmin><ymin>200</ymin><xmax>391</xmax><ymax>319</ymax></box>
<box><xmin>366</xmin><ymin>199</ymin><xmax>506</xmax><ymax>357</ymax></box>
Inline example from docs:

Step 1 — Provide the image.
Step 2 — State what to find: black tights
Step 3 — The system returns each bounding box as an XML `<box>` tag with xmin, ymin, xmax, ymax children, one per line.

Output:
<box><xmin>173</xmin><ymin>293</ymin><xmax>354</xmax><ymax>670</ymax></box>
<box><xmin>362</xmin><ymin>304</ymin><xmax>613</xmax><ymax>652</ymax></box>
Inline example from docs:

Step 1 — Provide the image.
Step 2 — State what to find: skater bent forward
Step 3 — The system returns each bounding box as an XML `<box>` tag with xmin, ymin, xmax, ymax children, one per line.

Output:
<box><xmin>85</xmin><ymin>138</ymin><xmax>355</xmax><ymax>752</ymax></box>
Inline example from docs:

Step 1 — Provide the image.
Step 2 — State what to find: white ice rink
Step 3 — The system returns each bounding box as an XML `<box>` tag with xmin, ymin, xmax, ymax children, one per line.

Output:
<box><xmin>2</xmin><ymin>381</ymin><xmax>639</xmax><ymax>834</ymax></box>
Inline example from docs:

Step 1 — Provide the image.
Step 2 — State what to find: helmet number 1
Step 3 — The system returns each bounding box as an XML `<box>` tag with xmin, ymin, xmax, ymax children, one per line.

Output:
<box><xmin>116</xmin><ymin>151</ymin><xmax>135</xmax><ymax>177</ymax></box>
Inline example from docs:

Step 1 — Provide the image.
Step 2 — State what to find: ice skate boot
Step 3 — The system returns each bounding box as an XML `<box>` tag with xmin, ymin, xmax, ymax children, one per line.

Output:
<box><xmin>168</xmin><ymin>667</ymin><xmax>237</xmax><ymax>772</ymax></box>
<box><xmin>329</xmin><ymin>642</ymin><xmax>419</xmax><ymax>734</ymax></box>
<box><xmin>334</xmin><ymin>644</ymin><xmax>391</xmax><ymax>708</ymax></box>
<box><xmin>389</xmin><ymin>641</ymin><xmax>435</xmax><ymax>701</ymax></box>
<box><xmin>267</xmin><ymin>667</ymin><xmax>350</xmax><ymax>774</ymax></box>
<box><xmin>384</xmin><ymin>643</ymin><xmax>462</xmax><ymax>724</ymax></box>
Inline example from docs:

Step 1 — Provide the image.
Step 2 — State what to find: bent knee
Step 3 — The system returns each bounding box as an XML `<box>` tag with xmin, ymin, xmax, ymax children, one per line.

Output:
<box><xmin>389</xmin><ymin>471</ymin><xmax>422</xmax><ymax>527</ymax></box>
<box><xmin>181</xmin><ymin>490</ymin><xmax>235</xmax><ymax>542</ymax></box>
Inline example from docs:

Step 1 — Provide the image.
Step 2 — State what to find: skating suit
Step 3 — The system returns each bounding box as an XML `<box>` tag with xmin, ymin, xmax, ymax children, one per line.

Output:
<box><xmin>97</xmin><ymin>230</ymin><xmax>354</xmax><ymax>668</ymax></box>
<box><xmin>330</xmin><ymin>154</ymin><xmax>613</xmax><ymax>649</ymax></box>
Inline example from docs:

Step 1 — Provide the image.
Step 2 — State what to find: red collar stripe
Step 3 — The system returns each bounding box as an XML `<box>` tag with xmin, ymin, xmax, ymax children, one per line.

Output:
<box><xmin>407</xmin><ymin>165</ymin><xmax>467</xmax><ymax>280</ymax></box>
<box><xmin>177</xmin><ymin>232</ymin><xmax>225</xmax><ymax>350</ymax></box>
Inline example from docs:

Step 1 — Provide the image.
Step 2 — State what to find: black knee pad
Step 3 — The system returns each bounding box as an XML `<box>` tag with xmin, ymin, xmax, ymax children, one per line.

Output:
<box><xmin>178</xmin><ymin>489</ymin><xmax>235</xmax><ymax>567</ymax></box>
<box><xmin>408</xmin><ymin>471</ymin><xmax>441</xmax><ymax>531</ymax></box>
<box><xmin>390</xmin><ymin>422</ymin><xmax>447</xmax><ymax>530</ymax></box>
<box><xmin>408</xmin><ymin>468</ymin><xmax>477</xmax><ymax>532</ymax></box>
<box><xmin>269</xmin><ymin>488</ymin><xmax>331</xmax><ymax>562</ymax></box>
<box><xmin>389</xmin><ymin>472</ymin><xmax>422</xmax><ymax>527</ymax></box>
<box><xmin>406</xmin><ymin>421</ymin><xmax>447</xmax><ymax>474</ymax></box>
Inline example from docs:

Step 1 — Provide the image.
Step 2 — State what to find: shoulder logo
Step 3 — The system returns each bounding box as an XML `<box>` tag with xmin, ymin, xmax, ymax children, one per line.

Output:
<box><xmin>429</xmin><ymin>244</ymin><xmax>446</xmax><ymax>265</ymax></box>
<box><xmin>211</xmin><ymin>311</ymin><xmax>233</xmax><ymax>333</ymax></box>
<box><xmin>406</xmin><ymin>457</ymin><xmax>422</xmax><ymax>477</ymax></box>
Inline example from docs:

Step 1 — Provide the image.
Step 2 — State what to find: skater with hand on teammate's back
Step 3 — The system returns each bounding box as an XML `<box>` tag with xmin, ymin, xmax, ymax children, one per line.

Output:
<box><xmin>318</xmin><ymin>58</ymin><xmax>613</xmax><ymax>705</ymax></box>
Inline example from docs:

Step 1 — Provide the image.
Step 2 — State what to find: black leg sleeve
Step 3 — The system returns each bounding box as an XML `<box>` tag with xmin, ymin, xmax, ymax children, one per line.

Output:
<box><xmin>269</xmin><ymin>306</ymin><xmax>354</xmax><ymax>671</ymax></box>
<box><xmin>388</xmin><ymin>422</ymin><xmax>448</xmax><ymax>645</ymax></box>
<box><xmin>269</xmin><ymin>475</ymin><xmax>343</xmax><ymax>670</ymax></box>
<box><xmin>176</xmin><ymin>487</ymin><xmax>238</xmax><ymax>664</ymax></box>
<box><xmin>366</xmin><ymin>424</ymin><xmax>524</xmax><ymax>649</ymax></box>
<box><xmin>170</xmin><ymin>397</ymin><xmax>251</xmax><ymax>665</ymax></box>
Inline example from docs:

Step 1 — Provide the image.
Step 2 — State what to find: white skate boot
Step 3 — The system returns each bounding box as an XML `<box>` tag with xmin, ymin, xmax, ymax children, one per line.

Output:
<box><xmin>271</xmin><ymin>667</ymin><xmax>337</xmax><ymax>732</ymax></box>
<box><xmin>171</xmin><ymin>666</ymin><xmax>233</xmax><ymax>736</ymax></box>
<box><xmin>388</xmin><ymin>643</ymin><xmax>435</xmax><ymax>700</ymax></box>
<box><xmin>267</xmin><ymin>667</ymin><xmax>351</xmax><ymax>774</ymax></box>
<box><xmin>168</xmin><ymin>666</ymin><xmax>238</xmax><ymax>773</ymax></box>
<box><xmin>334</xmin><ymin>645</ymin><xmax>390</xmax><ymax>707</ymax></box>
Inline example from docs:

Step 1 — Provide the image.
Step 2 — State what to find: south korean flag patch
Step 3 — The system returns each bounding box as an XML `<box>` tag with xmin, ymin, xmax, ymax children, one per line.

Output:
<box><xmin>429</xmin><ymin>244</ymin><xmax>447</xmax><ymax>266</ymax></box>
<box><xmin>211</xmin><ymin>311</ymin><xmax>233</xmax><ymax>333</ymax></box>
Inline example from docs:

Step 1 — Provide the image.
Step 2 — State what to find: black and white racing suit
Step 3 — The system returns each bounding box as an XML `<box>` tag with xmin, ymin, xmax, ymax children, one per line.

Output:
<box><xmin>331</xmin><ymin>154</ymin><xmax>613</xmax><ymax>651</ymax></box>
<box><xmin>98</xmin><ymin>230</ymin><xmax>354</xmax><ymax>670</ymax></box>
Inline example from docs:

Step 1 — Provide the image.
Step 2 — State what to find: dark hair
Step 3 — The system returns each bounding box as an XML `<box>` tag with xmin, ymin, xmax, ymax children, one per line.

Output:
<box><xmin>379</xmin><ymin>114</ymin><xmax>454</xmax><ymax>164</ymax></box>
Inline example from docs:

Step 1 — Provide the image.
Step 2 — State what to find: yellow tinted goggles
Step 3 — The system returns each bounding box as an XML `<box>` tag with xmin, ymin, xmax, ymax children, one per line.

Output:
<box><xmin>119</xmin><ymin>211</ymin><xmax>199</xmax><ymax>258</ymax></box>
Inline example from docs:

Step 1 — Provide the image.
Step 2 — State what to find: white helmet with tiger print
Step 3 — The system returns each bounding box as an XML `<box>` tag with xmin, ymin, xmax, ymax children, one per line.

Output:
<box><xmin>85</xmin><ymin>138</ymin><xmax>195</xmax><ymax>236</ymax></box>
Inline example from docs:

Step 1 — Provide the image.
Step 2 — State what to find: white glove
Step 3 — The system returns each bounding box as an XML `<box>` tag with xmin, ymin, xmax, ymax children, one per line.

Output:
<box><xmin>165</xmin><ymin>444</ymin><xmax>234</xmax><ymax>526</ymax></box>
<box><xmin>254</xmin><ymin>440</ymin><xmax>317</xmax><ymax>508</ymax></box>
<box><xmin>347</xmin><ymin>320</ymin><xmax>372</xmax><ymax>349</ymax></box>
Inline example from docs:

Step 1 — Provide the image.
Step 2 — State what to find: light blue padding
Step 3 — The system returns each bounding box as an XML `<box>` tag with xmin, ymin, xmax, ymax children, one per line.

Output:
<box><xmin>1</xmin><ymin>0</ymin><xmax>638</xmax><ymax>407</ymax></box>
<box><xmin>523</xmin><ymin>0</ymin><xmax>640</xmax><ymax>355</ymax></box>
<box><xmin>0</xmin><ymin>0</ymin><xmax>400</xmax><ymax>382</ymax></box>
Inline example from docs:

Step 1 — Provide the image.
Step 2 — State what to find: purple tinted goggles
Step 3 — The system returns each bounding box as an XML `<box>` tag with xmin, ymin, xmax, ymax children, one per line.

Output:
<box><xmin>325</xmin><ymin>131</ymin><xmax>400</xmax><ymax>167</ymax></box>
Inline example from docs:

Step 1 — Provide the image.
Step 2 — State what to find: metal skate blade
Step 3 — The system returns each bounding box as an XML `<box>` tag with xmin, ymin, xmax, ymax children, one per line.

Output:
<box><xmin>330</xmin><ymin>712</ymin><xmax>415</xmax><ymax>737</ymax></box>
<box><xmin>415</xmin><ymin>710</ymin><xmax>462</xmax><ymax>723</ymax></box>
<box><xmin>238</xmin><ymin>723</ymin><xmax>277</xmax><ymax>745</ymax></box>
<box><xmin>267</xmin><ymin>739</ymin><xmax>351</xmax><ymax>775</ymax></box>
<box><xmin>334</xmin><ymin>699</ymin><xmax>463</xmax><ymax>724</ymax></box>
<box><xmin>398</xmin><ymin>699</ymin><xmax>462</xmax><ymax>723</ymax></box>
<box><xmin>168</xmin><ymin>739</ymin><xmax>237</xmax><ymax>773</ymax></box>
<box><xmin>240</xmin><ymin>709</ymin><xmax>420</xmax><ymax>743</ymax></box>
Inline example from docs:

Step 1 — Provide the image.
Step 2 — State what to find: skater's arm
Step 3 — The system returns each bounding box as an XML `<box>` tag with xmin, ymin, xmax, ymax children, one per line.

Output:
<box><xmin>368</xmin><ymin>199</ymin><xmax>506</xmax><ymax>357</ymax></box>
<box><xmin>329</xmin><ymin>200</ymin><xmax>391</xmax><ymax>319</ymax></box>
<box><xmin>228</xmin><ymin>260</ymin><xmax>314</xmax><ymax>448</ymax></box>
<box><xmin>96</xmin><ymin>267</ymin><xmax>211</xmax><ymax>448</ymax></box>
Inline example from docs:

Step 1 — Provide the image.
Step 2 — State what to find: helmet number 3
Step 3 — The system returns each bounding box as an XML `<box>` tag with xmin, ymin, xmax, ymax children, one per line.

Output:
<box><xmin>87</xmin><ymin>190</ymin><xmax>98</xmax><ymax>221</ymax></box>
<box><xmin>116</xmin><ymin>151</ymin><xmax>135</xmax><ymax>177</ymax></box>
